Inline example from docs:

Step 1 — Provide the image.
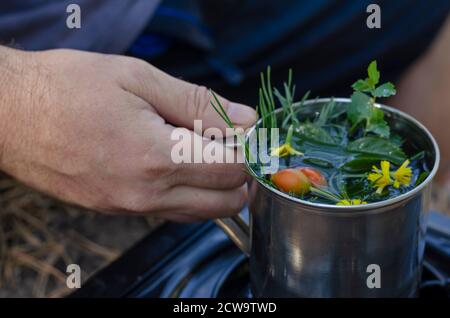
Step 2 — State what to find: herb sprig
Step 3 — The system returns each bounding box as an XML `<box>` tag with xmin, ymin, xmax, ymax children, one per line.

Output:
<box><xmin>348</xmin><ymin>61</ymin><xmax>396</xmax><ymax>137</ymax></box>
<box><xmin>209</xmin><ymin>61</ymin><xmax>425</xmax><ymax>206</ymax></box>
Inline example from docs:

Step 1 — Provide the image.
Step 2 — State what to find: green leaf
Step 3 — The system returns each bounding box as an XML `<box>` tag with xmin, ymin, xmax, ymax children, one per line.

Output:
<box><xmin>351</xmin><ymin>79</ymin><xmax>373</xmax><ymax>92</ymax></box>
<box><xmin>410</xmin><ymin>150</ymin><xmax>425</xmax><ymax>161</ymax></box>
<box><xmin>415</xmin><ymin>171</ymin><xmax>429</xmax><ymax>186</ymax></box>
<box><xmin>366</xmin><ymin>108</ymin><xmax>390</xmax><ymax>138</ymax></box>
<box><xmin>282</xmin><ymin>90</ymin><xmax>309</xmax><ymax>128</ymax></box>
<box><xmin>366</xmin><ymin>121</ymin><xmax>390</xmax><ymax>138</ymax></box>
<box><xmin>303</xmin><ymin>157</ymin><xmax>334</xmax><ymax>168</ymax></box>
<box><xmin>344</xmin><ymin>176</ymin><xmax>371</xmax><ymax>197</ymax></box>
<box><xmin>340</xmin><ymin>155</ymin><xmax>388</xmax><ymax>173</ymax></box>
<box><xmin>346</xmin><ymin>136</ymin><xmax>406</xmax><ymax>165</ymax></box>
<box><xmin>390</xmin><ymin>134</ymin><xmax>404</xmax><ymax>147</ymax></box>
<box><xmin>373</xmin><ymin>82</ymin><xmax>396</xmax><ymax>98</ymax></box>
<box><xmin>370</xmin><ymin>107</ymin><xmax>384</xmax><ymax>121</ymax></box>
<box><xmin>367</xmin><ymin>60</ymin><xmax>380</xmax><ymax>86</ymax></box>
<box><xmin>296</xmin><ymin>122</ymin><xmax>336</xmax><ymax>145</ymax></box>
<box><xmin>347</xmin><ymin>92</ymin><xmax>391</xmax><ymax>137</ymax></box>
<box><xmin>325</xmin><ymin>124</ymin><xmax>348</xmax><ymax>145</ymax></box>
<box><xmin>347</xmin><ymin>91</ymin><xmax>372</xmax><ymax>126</ymax></box>
<box><xmin>315</xmin><ymin>99</ymin><xmax>335</xmax><ymax>126</ymax></box>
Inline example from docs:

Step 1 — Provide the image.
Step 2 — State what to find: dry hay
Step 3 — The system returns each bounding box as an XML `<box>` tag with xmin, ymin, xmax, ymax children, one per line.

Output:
<box><xmin>0</xmin><ymin>173</ymin><xmax>160</xmax><ymax>297</ymax></box>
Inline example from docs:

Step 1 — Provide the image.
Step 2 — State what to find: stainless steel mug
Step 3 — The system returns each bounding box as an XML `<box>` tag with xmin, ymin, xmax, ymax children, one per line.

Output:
<box><xmin>215</xmin><ymin>98</ymin><xmax>440</xmax><ymax>297</ymax></box>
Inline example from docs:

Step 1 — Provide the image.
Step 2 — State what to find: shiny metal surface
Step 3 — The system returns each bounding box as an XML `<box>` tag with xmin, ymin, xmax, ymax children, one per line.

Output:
<box><xmin>215</xmin><ymin>98</ymin><xmax>440</xmax><ymax>297</ymax></box>
<box><xmin>214</xmin><ymin>216</ymin><xmax>250</xmax><ymax>256</ymax></box>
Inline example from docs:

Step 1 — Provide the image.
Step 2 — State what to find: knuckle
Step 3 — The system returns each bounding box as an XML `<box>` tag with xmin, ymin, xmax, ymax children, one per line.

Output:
<box><xmin>115</xmin><ymin>54</ymin><xmax>139</xmax><ymax>67</ymax></box>
<box><xmin>103</xmin><ymin>54</ymin><xmax>126</xmax><ymax>70</ymax></box>
<box><xmin>116</xmin><ymin>56</ymin><xmax>152</xmax><ymax>88</ymax></box>
<box><xmin>146</xmin><ymin>156</ymin><xmax>177</xmax><ymax>181</ymax></box>
<box><xmin>214</xmin><ymin>164</ymin><xmax>246</xmax><ymax>189</ymax></box>
<box><xmin>115</xmin><ymin>187</ymin><xmax>162</xmax><ymax>214</ymax></box>
<box><xmin>91</xmin><ymin>192</ymin><xmax>119</xmax><ymax>213</ymax></box>
<box><xmin>187</xmin><ymin>85</ymin><xmax>211</xmax><ymax>120</ymax></box>
<box><xmin>228</xmin><ymin>166</ymin><xmax>247</xmax><ymax>187</ymax></box>
<box><xmin>124</xmin><ymin>59</ymin><xmax>145</xmax><ymax>81</ymax></box>
<box><xmin>230</xmin><ymin>188</ymin><xmax>246</xmax><ymax>212</ymax></box>
<box><xmin>96</xmin><ymin>179</ymin><xmax>165</xmax><ymax>214</ymax></box>
<box><xmin>127</xmin><ymin>58</ymin><xmax>148</xmax><ymax>76</ymax></box>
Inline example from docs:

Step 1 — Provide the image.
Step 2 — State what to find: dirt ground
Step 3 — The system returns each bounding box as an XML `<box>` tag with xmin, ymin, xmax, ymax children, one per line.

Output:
<box><xmin>0</xmin><ymin>173</ymin><xmax>449</xmax><ymax>298</ymax></box>
<box><xmin>0</xmin><ymin>173</ymin><xmax>162</xmax><ymax>297</ymax></box>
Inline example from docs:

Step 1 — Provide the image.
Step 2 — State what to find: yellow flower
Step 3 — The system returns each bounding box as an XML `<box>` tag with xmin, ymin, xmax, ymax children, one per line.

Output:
<box><xmin>336</xmin><ymin>199</ymin><xmax>368</xmax><ymax>206</ymax></box>
<box><xmin>368</xmin><ymin>160</ymin><xmax>392</xmax><ymax>194</ymax></box>
<box><xmin>270</xmin><ymin>144</ymin><xmax>303</xmax><ymax>157</ymax></box>
<box><xmin>270</xmin><ymin>124</ymin><xmax>303</xmax><ymax>158</ymax></box>
<box><xmin>393</xmin><ymin>160</ymin><xmax>412</xmax><ymax>188</ymax></box>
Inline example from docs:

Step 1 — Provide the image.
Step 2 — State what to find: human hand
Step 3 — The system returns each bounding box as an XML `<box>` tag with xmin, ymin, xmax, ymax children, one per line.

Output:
<box><xmin>0</xmin><ymin>47</ymin><xmax>256</xmax><ymax>221</ymax></box>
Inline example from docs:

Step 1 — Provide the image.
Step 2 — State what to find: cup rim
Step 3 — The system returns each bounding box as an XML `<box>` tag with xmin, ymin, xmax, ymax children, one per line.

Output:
<box><xmin>244</xmin><ymin>97</ymin><xmax>440</xmax><ymax>212</ymax></box>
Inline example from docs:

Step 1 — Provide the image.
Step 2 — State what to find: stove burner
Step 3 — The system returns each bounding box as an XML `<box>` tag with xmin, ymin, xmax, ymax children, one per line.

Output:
<box><xmin>71</xmin><ymin>211</ymin><xmax>450</xmax><ymax>298</ymax></box>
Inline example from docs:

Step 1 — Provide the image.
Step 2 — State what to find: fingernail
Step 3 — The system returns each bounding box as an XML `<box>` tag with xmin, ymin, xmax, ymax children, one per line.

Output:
<box><xmin>227</xmin><ymin>103</ymin><xmax>257</xmax><ymax>127</ymax></box>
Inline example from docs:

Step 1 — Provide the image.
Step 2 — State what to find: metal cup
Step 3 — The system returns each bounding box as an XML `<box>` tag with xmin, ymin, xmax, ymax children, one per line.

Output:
<box><xmin>215</xmin><ymin>98</ymin><xmax>440</xmax><ymax>297</ymax></box>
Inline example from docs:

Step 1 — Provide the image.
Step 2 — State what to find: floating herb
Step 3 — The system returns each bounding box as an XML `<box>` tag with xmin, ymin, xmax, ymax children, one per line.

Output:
<box><xmin>348</xmin><ymin>61</ymin><xmax>396</xmax><ymax>138</ymax></box>
<box><xmin>270</xmin><ymin>124</ymin><xmax>303</xmax><ymax>158</ymax></box>
<box><xmin>210</xmin><ymin>61</ymin><xmax>427</xmax><ymax>206</ymax></box>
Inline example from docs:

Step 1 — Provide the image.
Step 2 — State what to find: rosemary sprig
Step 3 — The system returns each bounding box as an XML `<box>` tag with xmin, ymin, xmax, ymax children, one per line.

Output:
<box><xmin>259</xmin><ymin>66</ymin><xmax>277</xmax><ymax>130</ymax></box>
<box><xmin>209</xmin><ymin>90</ymin><xmax>253</xmax><ymax>165</ymax></box>
<box><xmin>273</xmin><ymin>69</ymin><xmax>303</xmax><ymax>129</ymax></box>
<box><xmin>310</xmin><ymin>187</ymin><xmax>341</xmax><ymax>203</ymax></box>
<box><xmin>281</xmin><ymin>91</ymin><xmax>310</xmax><ymax>129</ymax></box>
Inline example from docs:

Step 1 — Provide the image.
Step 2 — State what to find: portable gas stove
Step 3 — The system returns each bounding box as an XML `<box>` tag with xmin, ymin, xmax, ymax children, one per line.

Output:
<box><xmin>71</xmin><ymin>209</ymin><xmax>450</xmax><ymax>298</ymax></box>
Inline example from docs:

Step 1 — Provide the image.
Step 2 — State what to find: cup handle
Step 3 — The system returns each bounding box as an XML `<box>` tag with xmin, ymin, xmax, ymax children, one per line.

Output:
<box><xmin>214</xmin><ymin>215</ymin><xmax>250</xmax><ymax>256</ymax></box>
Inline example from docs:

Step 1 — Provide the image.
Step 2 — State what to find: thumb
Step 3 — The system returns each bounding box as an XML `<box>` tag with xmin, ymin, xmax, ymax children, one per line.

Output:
<box><xmin>123</xmin><ymin>60</ymin><xmax>257</xmax><ymax>133</ymax></box>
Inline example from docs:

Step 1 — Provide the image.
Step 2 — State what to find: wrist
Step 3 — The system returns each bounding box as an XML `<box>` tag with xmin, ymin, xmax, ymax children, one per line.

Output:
<box><xmin>0</xmin><ymin>47</ymin><xmax>38</xmax><ymax>170</ymax></box>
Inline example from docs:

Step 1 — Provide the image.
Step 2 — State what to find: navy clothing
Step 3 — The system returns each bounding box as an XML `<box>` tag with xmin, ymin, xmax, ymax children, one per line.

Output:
<box><xmin>1</xmin><ymin>0</ymin><xmax>449</xmax><ymax>103</ymax></box>
<box><xmin>131</xmin><ymin>0</ymin><xmax>450</xmax><ymax>102</ymax></box>
<box><xmin>0</xmin><ymin>0</ymin><xmax>159</xmax><ymax>53</ymax></box>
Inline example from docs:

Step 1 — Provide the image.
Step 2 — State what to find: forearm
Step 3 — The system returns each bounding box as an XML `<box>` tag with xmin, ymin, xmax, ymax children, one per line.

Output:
<box><xmin>0</xmin><ymin>46</ymin><xmax>19</xmax><ymax>165</ymax></box>
<box><xmin>0</xmin><ymin>46</ymin><xmax>39</xmax><ymax>170</ymax></box>
<box><xmin>0</xmin><ymin>46</ymin><xmax>31</xmax><ymax>96</ymax></box>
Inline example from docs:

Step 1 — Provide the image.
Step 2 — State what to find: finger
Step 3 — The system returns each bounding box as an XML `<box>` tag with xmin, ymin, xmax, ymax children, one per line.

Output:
<box><xmin>174</xmin><ymin>162</ymin><xmax>247</xmax><ymax>189</ymax></box>
<box><xmin>176</xmin><ymin>161</ymin><xmax>247</xmax><ymax>189</ymax></box>
<box><xmin>167</xmin><ymin>126</ymin><xmax>246</xmax><ymax>189</ymax></box>
<box><xmin>151</xmin><ymin>211</ymin><xmax>211</xmax><ymax>223</ymax></box>
<box><xmin>118</xmin><ymin>57</ymin><xmax>256</xmax><ymax>133</ymax></box>
<box><xmin>160</xmin><ymin>185</ymin><xmax>247</xmax><ymax>220</ymax></box>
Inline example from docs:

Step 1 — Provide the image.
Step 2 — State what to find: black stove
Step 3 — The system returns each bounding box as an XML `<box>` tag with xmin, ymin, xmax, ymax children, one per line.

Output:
<box><xmin>71</xmin><ymin>209</ymin><xmax>450</xmax><ymax>298</ymax></box>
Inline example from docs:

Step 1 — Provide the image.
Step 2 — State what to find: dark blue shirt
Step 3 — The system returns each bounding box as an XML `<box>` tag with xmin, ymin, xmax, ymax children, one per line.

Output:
<box><xmin>130</xmin><ymin>0</ymin><xmax>450</xmax><ymax>98</ymax></box>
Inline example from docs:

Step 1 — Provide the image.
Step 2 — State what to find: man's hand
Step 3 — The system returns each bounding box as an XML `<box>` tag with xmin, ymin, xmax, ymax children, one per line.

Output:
<box><xmin>0</xmin><ymin>47</ymin><xmax>256</xmax><ymax>222</ymax></box>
